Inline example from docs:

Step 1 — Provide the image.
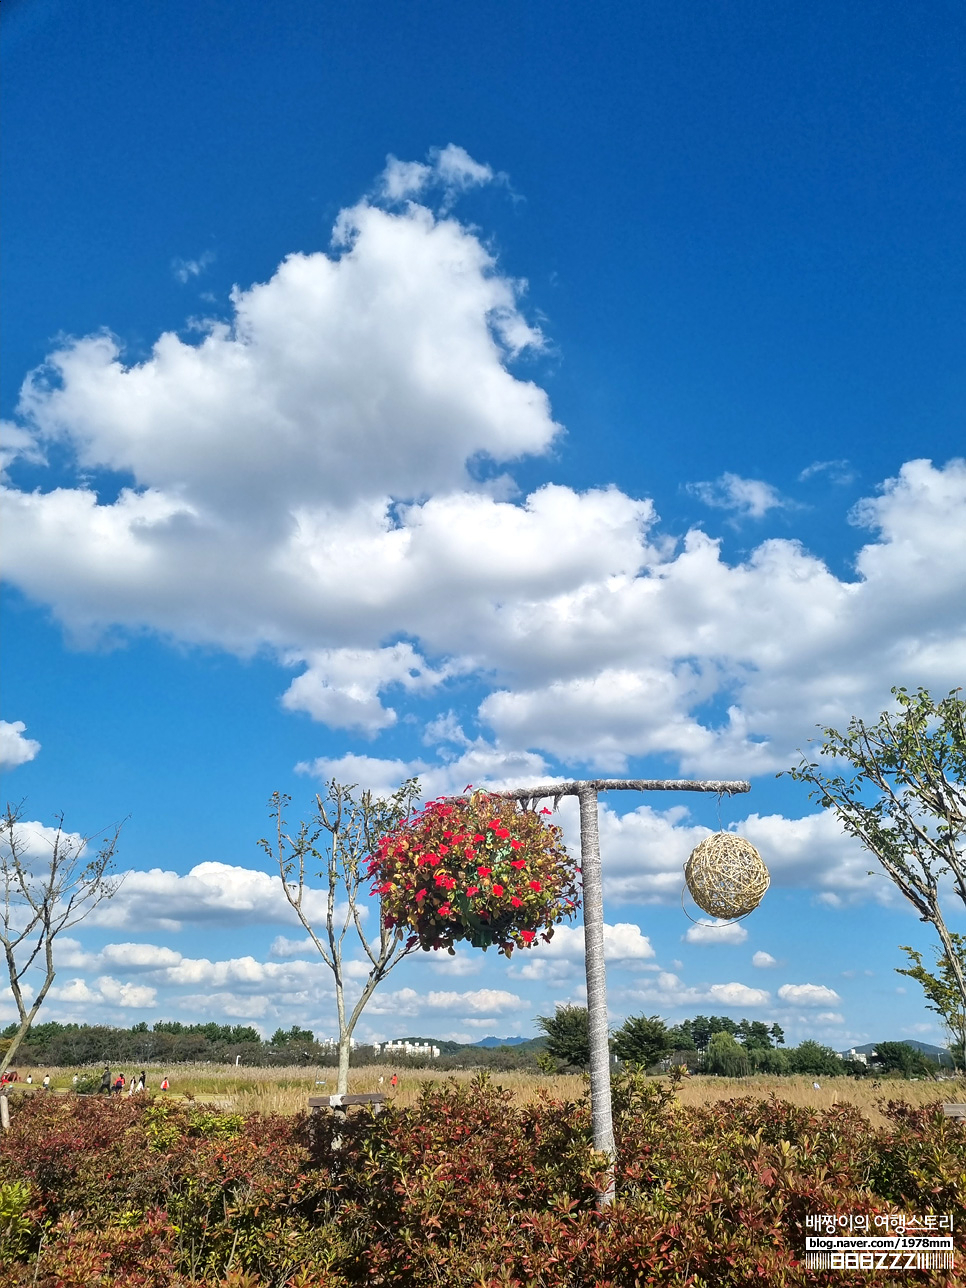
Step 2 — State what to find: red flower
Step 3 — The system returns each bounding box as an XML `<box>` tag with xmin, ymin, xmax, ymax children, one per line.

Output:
<box><xmin>509</xmin><ymin>839</ymin><xmax>523</xmax><ymax>850</ymax></box>
<box><xmin>415</xmin><ymin>889</ymin><xmax>427</xmax><ymax>902</ymax></box>
<box><xmin>511</xmin><ymin>896</ymin><xmax>523</xmax><ymax>908</ymax></box>
<box><xmin>529</xmin><ymin>880</ymin><xmax>542</xmax><ymax>892</ymax></box>
<box><xmin>540</xmin><ymin>807</ymin><xmax>552</xmax><ymax>815</ymax></box>
<box><xmin>477</xmin><ymin>866</ymin><xmax>492</xmax><ymax>877</ymax></box>
<box><xmin>492</xmin><ymin>884</ymin><xmax>504</xmax><ymax>896</ymax></box>
<box><xmin>464</xmin><ymin>847</ymin><xmax>476</xmax><ymax>859</ymax></box>
<box><xmin>521</xmin><ymin>930</ymin><xmax>536</xmax><ymax>945</ymax></box>
<box><xmin>439</xmin><ymin>904</ymin><xmax>452</xmax><ymax>916</ymax></box>
<box><xmin>473</xmin><ymin>833</ymin><xmax>485</xmax><ymax>842</ymax></box>
<box><xmin>495</xmin><ymin>828</ymin><xmax>510</xmax><ymax>839</ymax></box>
<box><xmin>510</xmin><ymin>859</ymin><xmax>526</xmax><ymax>870</ymax></box>
<box><xmin>465</xmin><ymin>885</ymin><xmax>480</xmax><ymax>896</ymax></box>
<box><xmin>438</xmin><ymin>844</ymin><xmax>449</xmax><ymax>855</ymax></box>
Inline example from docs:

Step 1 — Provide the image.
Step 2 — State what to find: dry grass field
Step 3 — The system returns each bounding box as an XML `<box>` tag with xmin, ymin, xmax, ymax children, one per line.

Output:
<box><xmin>15</xmin><ymin>1063</ymin><xmax>965</xmax><ymax>1126</ymax></box>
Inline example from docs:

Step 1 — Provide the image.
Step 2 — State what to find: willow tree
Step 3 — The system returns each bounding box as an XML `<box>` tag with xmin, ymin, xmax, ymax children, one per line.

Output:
<box><xmin>788</xmin><ymin>687</ymin><xmax>966</xmax><ymax>1016</ymax></box>
<box><xmin>260</xmin><ymin>780</ymin><xmax>420</xmax><ymax>1093</ymax></box>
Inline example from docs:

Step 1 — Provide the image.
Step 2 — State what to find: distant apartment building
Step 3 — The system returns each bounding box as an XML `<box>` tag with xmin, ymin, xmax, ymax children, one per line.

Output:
<box><xmin>375</xmin><ymin>1039</ymin><xmax>441</xmax><ymax>1059</ymax></box>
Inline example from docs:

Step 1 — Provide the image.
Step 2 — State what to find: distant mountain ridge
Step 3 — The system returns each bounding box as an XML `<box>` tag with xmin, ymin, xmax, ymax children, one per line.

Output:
<box><xmin>474</xmin><ymin>1036</ymin><xmax>530</xmax><ymax>1048</ymax></box>
<box><xmin>840</xmin><ymin>1039</ymin><xmax>955</xmax><ymax>1066</ymax></box>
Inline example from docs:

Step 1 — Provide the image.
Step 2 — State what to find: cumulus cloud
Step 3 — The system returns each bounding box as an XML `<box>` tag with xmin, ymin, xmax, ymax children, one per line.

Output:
<box><xmin>0</xmin><ymin>720</ymin><xmax>41</xmax><ymax>771</ymax></box>
<box><xmin>688</xmin><ymin>472</ymin><xmax>790</xmax><ymax>519</ymax></box>
<box><xmin>777</xmin><ymin>983</ymin><xmax>842</xmax><ymax>1007</ymax></box>
<box><xmin>684</xmin><ymin>918</ymin><xmax>749</xmax><ymax>945</ymax></box>
<box><xmin>2</xmin><ymin>147</ymin><xmax>964</xmax><ymax>791</ymax></box>
<box><xmin>51</xmin><ymin>975</ymin><xmax>157</xmax><ymax>1008</ymax></box>
<box><xmin>752</xmin><ymin>950</ymin><xmax>778</xmax><ymax>968</ymax></box>
<box><xmin>380</xmin><ymin>144</ymin><xmax>502</xmax><ymax>207</ymax></box>
<box><xmin>88</xmin><ymin>861</ymin><xmax>339</xmax><ymax>931</ymax></box>
<box><xmin>510</xmin><ymin>921</ymin><xmax>656</xmax><ymax>982</ymax></box>
<box><xmin>622</xmin><ymin>970</ymin><xmax>770</xmax><ymax>1010</ymax></box>
<box><xmin>281</xmin><ymin>643</ymin><xmax>457</xmax><ymax>734</ymax></box>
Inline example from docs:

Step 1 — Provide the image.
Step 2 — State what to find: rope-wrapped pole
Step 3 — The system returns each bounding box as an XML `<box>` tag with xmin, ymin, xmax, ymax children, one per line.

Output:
<box><xmin>577</xmin><ymin>784</ymin><xmax>616</xmax><ymax>1203</ymax></box>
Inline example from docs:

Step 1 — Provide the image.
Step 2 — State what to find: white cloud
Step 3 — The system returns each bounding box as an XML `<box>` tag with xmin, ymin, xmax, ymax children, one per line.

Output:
<box><xmin>51</xmin><ymin>975</ymin><xmax>158</xmax><ymax>1009</ymax></box>
<box><xmin>269</xmin><ymin>935</ymin><xmax>315</xmax><ymax>959</ymax></box>
<box><xmin>2</xmin><ymin>147</ymin><xmax>964</xmax><ymax>795</ymax></box>
<box><xmin>171</xmin><ymin>251</ymin><xmax>215</xmax><ymax>283</ymax></box>
<box><xmin>1</xmin><ymin>418</ymin><xmax>46</xmax><ymax>473</ymax></box>
<box><xmin>281</xmin><ymin>643</ymin><xmax>458</xmax><ymax>734</ymax></box>
<box><xmin>510</xmin><ymin>921</ymin><xmax>655</xmax><ymax>982</ymax></box>
<box><xmin>0</xmin><ymin>721</ymin><xmax>41</xmax><ymax>771</ymax></box>
<box><xmin>752</xmin><ymin>950</ymin><xmax>778</xmax><ymax>968</ymax></box>
<box><xmin>89</xmin><ymin>861</ymin><xmax>339</xmax><ymax>931</ymax></box>
<box><xmin>815</xmin><ymin>1011</ymin><xmax>845</xmax><ymax>1024</ymax></box>
<box><xmin>688</xmin><ymin>472</ymin><xmax>789</xmax><ymax>519</ymax></box>
<box><xmin>684</xmin><ymin>918</ymin><xmax>749</xmax><ymax>945</ymax></box>
<box><xmin>622</xmin><ymin>971</ymin><xmax>770</xmax><ymax>1011</ymax></box>
<box><xmin>366</xmin><ymin>986</ymin><xmax>523</xmax><ymax>1018</ymax></box>
<box><xmin>799</xmin><ymin>459</ymin><xmax>855</xmax><ymax>485</ymax></box>
<box><xmin>778</xmin><ymin>983</ymin><xmax>842</xmax><ymax>1007</ymax></box>
<box><xmin>380</xmin><ymin>144</ymin><xmax>501</xmax><ymax>207</ymax></box>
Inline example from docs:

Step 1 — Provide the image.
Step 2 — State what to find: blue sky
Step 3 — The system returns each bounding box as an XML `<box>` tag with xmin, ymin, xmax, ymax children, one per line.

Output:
<box><xmin>2</xmin><ymin>0</ymin><xmax>964</xmax><ymax>1050</ymax></box>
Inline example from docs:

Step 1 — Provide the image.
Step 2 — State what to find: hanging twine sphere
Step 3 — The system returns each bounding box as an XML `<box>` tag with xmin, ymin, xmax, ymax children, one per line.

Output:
<box><xmin>684</xmin><ymin>832</ymin><xmax>770</xmax><ymax>920</ymax></box>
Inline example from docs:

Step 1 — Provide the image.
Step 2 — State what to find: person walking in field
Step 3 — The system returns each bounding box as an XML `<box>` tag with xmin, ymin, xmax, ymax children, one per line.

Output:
<box><xmin>113</xmin><ymin>1073</ymin><xmax>125</xmax><ymax>1096</ymax></box>
<box><xmin>99</xmin><ymin>1067</ymin><xmax>111</xmax><ymax>1095</ymax></box>
<box><xmin>42</xmin><ymin>1074</ymin><xmax>50</xmax><ymax>1091</ymax></box>
<box><xmin>25</xmin><ymin>1074</ymin><xmax>32</xmax><ymax>1085</ymax></box>
<box><xmin>390</xmin><ymin>1073</ymin><xmax>398</xmax><ymax>1088</ymax></box>
<box><xmin>137</xmin><ymin>1070</ymin><xmax>146</xmax><ymax>1093</ymax></box>
<box><xmin>160</xmin><ymin>1076</ymin><xmax>169</xmax><ymax>1092</ymax></box>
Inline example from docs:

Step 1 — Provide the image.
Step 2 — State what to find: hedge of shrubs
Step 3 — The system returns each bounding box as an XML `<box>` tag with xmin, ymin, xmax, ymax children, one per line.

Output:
<box><xmin>1</xmin><ymin>1072</ymin><xmax>964</xmax><ymax>1286</ymax></box>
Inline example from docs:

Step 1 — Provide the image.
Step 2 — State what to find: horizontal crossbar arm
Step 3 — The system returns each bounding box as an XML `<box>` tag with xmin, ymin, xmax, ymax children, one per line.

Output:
<box><xmin>489</xmin><ymin>779</ymin><xmax>751</xmax><ymax>800</ymax></box>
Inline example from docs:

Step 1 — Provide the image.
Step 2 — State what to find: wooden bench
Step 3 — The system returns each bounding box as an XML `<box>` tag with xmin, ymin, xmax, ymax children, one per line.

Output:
<box><xmin>308</xmin><ymin>1092</ymin><xmax>385</xmax><ymax>1114</ymax></box>
<box><xmin>942</xmin><ymin>1103</ymin><xmax>966</xmax><ymax>1120</ymax></box>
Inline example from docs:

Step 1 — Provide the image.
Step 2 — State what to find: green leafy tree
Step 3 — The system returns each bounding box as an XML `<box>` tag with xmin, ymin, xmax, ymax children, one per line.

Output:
<box><xmin>896</xmin><ymin>935</ymin><xmax>966</xmax><ymax>1070</ymax></box>
<box><xmin>788</xmin><ymin>687</ymin><xmax>966</xmax><ymax>1018</ymax></box>
<box><xmin>872</xmin><ymin>1041</ymin><xmax>936</xmax><ymax>1078</ymax></box>
<box><xmin>708</xmin><ymin>1015</ymin><xmax>739</xmax><ymax>1038</ymax></box>
<box><xmin>612</xmin><ymin>1014</ymin><xmax>673</xmax><ymax>1068</ymax></box>
<box><xmin>770</xmin><ymin>1023</ymin><xmax>785</xmax><ymax>1046</ymax></box>
<box><xmin>536</xmin><ymin>1004</ymin><xmax>591</xmax><ymax>1068</ymax></box>
<box><xmin>687</xmin><ymin>1016</ymin><xmax>713</xmax><ymax>1050</ymax></box>
<box><xmin>703</xmin><ymin>1031</ymin><xmax>751</xmax><ymax>1077</ymax></box>
<box><xmin>271</xmin><ymin>1025</ymin><xmax>316</xmax><ymax>1047</ymax></box>
<box><xmin>260</xmin><ymin>779</ymin><xmax>421</xmax><ymax>1093</ymax></box>
<box><xmin>788</xmin><ymin>1040</ymin><xmax>845</xmax><ymax>1077</ymax></box>
<box><xmin>750</xmin><ymin>1046</ymin><xmax>790</xmax><ymax>1074</ymax></box>
<box><xmin>666</xmin><ymin>1023</ymin><xmax>696</xmax><ymax>1051</ymax></box>
<box><xmin>1</xmin><ymin>805</ymin><xmax>123</xmax><ymax>1076</ymax></box>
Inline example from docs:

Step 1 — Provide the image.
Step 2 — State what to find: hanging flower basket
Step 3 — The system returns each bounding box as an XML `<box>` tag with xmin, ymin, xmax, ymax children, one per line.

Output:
<box><xmin>366</xmin><ymin>789</ymin><xmax>580</xmax><ymax>956</ymax></box>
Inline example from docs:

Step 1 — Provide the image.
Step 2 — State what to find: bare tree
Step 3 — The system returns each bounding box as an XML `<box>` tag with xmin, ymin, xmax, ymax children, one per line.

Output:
<box><xmin>1</xmin><ymin>804</ymin><xmax>124</xmax><ymax>1075</ymax></box>
<box><xmin>260</xmin><ymin>780</ymin><xmax>420</xmax><ymax>1094</ymax></box>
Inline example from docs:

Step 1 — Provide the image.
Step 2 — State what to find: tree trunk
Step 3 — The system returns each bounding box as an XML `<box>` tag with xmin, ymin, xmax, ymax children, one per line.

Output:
<box><xmin>0</xmin><ymin>970</ymin><xmax>55</xmax><ymax>1076</ymax></box>
<box><xmin>337</xmin><ymin>1032</ymin><xmax>351</xmax><ymax>1094</ymax></box>
<box><xmin>577</xmin><ymin>785</ymin><xmax>616</xmax><ymax>1206</ymax></box>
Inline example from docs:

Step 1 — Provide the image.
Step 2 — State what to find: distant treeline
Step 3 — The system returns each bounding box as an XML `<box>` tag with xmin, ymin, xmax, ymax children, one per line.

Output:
<box><xmin>0</xmin><ymin>1021</ymin><xmax>546</xmax><ymax>1071</ymax></box>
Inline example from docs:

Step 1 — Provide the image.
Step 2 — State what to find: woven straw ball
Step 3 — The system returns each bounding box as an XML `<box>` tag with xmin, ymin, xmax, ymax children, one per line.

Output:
<box><xmin>684</xmin><ymin>832</ymin><xmax>770</xmax><ymax>920</ymax></box>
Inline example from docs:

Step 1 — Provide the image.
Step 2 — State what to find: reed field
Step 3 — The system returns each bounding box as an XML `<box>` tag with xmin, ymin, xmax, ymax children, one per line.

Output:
<box><xmin>13</xmin><ymin>1062</ymin><xmax>964</xmax><ymax>1125</ymax></box>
